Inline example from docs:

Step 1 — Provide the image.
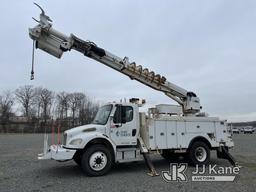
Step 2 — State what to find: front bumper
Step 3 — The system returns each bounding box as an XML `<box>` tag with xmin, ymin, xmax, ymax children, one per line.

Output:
<box><xmin>38</xmin><ymin>145</ymin><xmax>76</xmax><ymax>160</ymax></box>
<box><xmin>38</xmin><ymin>134</ymin><xmax>76</xmax><ymax>161</ymax></box>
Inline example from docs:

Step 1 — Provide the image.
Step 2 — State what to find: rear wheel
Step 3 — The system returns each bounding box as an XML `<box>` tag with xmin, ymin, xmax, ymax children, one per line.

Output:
<box><xmin>81</xmin><ymin>144</ymin><xmax>113</xmax><ymax>176</ymax></box>
<box><xmin>189</xmin><ymin>141</ymin><xmax>210</xmax><ymax>166</ymax></box>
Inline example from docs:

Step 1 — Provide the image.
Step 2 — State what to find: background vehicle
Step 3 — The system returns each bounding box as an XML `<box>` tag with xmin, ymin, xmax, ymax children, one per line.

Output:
<box><xmin>243</xmin><ymin>126</ymin><xmax>253</xmax><ymax>134</ymax></box>
<box><xmin>232</xmin><ymin>127</ymin><xmax>240</xmax><ymax>134</ymax></box>
<box><xmin>29</xmin><ymin>4</ymin><xmax>237</xmax><ymax>176</ymax></box>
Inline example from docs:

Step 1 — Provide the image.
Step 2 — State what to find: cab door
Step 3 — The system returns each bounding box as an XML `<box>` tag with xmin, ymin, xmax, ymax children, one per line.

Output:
<box><xmin>109</xmin><ymin>105</ymin><xmax>137</xmax><ymax>146</ymax></box>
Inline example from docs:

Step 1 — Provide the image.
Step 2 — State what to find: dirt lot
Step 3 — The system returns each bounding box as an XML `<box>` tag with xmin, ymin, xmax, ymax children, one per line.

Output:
<box><xmin>0</xmin><ymin>134</ymin><xmax>256</xmax><ymax>192</ymax></box>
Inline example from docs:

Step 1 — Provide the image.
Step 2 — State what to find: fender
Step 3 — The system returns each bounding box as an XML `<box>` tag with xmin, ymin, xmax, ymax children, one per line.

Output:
<box><xmin>187</xmin><ymin>134</ymin><xmax>215</xmax><ymax>149</ymax></box>
<box><xmin>65</xmin><ymin>131</ymin><xmax>116</xmax><ymax>153</ymax></box>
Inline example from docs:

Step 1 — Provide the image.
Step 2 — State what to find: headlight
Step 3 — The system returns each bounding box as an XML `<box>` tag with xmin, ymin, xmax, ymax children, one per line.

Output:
<box><xmin>69</xmin><ymin>138</ymin><xmax>82</xmax><ymax>146</ymax></box>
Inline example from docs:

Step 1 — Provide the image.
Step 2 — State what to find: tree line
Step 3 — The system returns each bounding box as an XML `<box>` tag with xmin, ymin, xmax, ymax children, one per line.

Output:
<box><xmin>0</xmin><ymin>85</ymin><xmax>99</xmax><ymax>133</ymax></box>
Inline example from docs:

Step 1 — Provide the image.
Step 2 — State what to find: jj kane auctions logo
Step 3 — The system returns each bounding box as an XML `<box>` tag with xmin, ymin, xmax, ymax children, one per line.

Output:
<box><xmin>162</xmin><ymin>163</ymin><xmax>240</xmax><ymax>182</ymax></box>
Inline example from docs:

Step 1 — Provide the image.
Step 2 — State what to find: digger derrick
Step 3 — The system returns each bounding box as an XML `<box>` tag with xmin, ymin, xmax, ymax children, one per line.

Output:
<box><xmin>29</xmin><ymin>4</ymin><xmax>237</xmax><ymax>177</ymax></box>
<box><xmin>29</xmin><ymin>3</ymin><xmax>201</xmax><ymax>115</ymax></box>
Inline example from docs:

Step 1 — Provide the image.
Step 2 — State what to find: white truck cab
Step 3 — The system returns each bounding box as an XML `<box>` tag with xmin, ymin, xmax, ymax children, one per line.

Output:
<box><xmin>63</xmin><ymin>103</ymin><xmax>139</xmax><ymax>149</ymax></box>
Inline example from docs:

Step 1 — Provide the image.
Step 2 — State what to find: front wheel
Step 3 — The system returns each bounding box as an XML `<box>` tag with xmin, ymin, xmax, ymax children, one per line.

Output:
<box><xmin>188</xmin><ymin>141</ymin><xmax>210</xmax><ymax>166</ymax></box>
<box><xmin>81</xmin><ymin>144</ymin><xmax>113</xmax><ymax>176</ymax></box>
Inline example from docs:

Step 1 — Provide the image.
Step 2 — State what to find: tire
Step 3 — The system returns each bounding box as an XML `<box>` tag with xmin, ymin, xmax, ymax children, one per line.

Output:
<box><xmin>81</xmin><ymin>144</ymin><xmax>113</xmax><ymax>176</ymax></box>
<box><xmin>188</xmin><ymin>141</ymin><xmax>210</xmax><ymax>166</ymax></box>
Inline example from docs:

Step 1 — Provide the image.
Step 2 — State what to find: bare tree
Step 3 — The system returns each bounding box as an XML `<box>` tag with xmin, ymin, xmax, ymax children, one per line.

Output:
<box><xmin>56</xmin><ymin>92</ymin><xmax>70</xmax><ymax>119</ymax></box>
<box><xmin>38</xmin><ymin>88</ymin><xmax>54</xmax><ymax>124</ymax></box>
<box><xmin>0</xmin><ymin>86</ymin><xmax>100</xmax><ymax>133</ymax></box>
<box><xmin>34</xmin><ymin>87</ymin><xmax>42</xmax><ymax>121</ymax></box>
<box><xmin>79</xmin><ymin>98</ymin><xmax>99</xmax><ymax>125</ymax></box>
<box><xmin>0</xmin><ymin>91</ymin><xmax>14</xmax><ymax>133</ymax></box>
<box><xmin>15</xmin><ymin>85</ymin><xmax>36</xmax><ymax>120</ymax></box>
<box><xmin>69</xmin><ymin>92</ymin><xmax>85</xmax><ymax>126</ymax></box>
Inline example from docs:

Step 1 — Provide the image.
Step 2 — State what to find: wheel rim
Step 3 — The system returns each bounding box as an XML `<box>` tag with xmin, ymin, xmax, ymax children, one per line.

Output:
<box><xmin>89</xmin><ymin>151</ymin><xmax>107</xmax><ymax>171</ymax></box>
<box><xmin>194</xmin><ymin>146</ymin><xmax>207</xmax><ymax>162</ymax></box>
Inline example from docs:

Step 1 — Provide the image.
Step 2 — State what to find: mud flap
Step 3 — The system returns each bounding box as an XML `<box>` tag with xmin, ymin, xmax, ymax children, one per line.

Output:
<box><xmin>217</xmin><ymin>146</ymin><xmax>238</xmax><ymax>166</ymax></box>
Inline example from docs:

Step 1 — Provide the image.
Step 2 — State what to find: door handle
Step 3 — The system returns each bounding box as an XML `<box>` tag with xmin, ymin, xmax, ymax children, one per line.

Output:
<box><xmin>132</xmin><ymin>129</ymin><xmax>136</xmax><ymax>136</ymax></box>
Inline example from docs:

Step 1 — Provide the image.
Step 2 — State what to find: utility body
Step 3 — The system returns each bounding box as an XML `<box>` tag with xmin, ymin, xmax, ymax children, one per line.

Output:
<box><xmin>30</xmin><ymin>4</ymin><xmax>236</xmax><ymax>176</ymax></box>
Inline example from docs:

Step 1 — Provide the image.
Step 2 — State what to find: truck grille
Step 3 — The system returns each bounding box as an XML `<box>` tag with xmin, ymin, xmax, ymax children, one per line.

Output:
<box><xmin>63</xmin><ymin>133</ymin><xmax>67</xmax><ymax>146</ymax></box>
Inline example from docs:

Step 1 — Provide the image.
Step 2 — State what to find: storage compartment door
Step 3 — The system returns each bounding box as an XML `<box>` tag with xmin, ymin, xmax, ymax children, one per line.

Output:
<box><xmin>166</xmin><ymin>121</ymin><xmax>177</xmax><ymax>149</ymax></box>
<box><xmin>177</xmin><ymin>121</ymin><xmax>187</xmax><ymax>148</ymax></box>
<box><xmin>155</xmin><ymin>120</ymin><xmax>167</xmax><ymax>149</ymax></box>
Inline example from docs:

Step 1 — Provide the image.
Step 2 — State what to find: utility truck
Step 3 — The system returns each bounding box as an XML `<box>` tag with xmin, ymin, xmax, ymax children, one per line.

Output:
<box><xmin>29</xmin><ymin>4</ymin><xmax>236</xmax><ymax>176</ymax></box>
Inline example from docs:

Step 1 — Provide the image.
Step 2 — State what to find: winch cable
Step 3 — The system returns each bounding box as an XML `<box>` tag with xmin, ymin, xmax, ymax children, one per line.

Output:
<box><xmin>30</xmin><ymin>40</ymin><xmax>35</xmax><ymax>80</ymax></box>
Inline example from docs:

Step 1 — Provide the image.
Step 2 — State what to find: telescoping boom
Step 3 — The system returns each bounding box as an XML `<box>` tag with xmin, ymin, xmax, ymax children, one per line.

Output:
<box><xmin>29</xmin><ymin>3</ymin><xmax>201</xmax><ymax>115</ymax></box>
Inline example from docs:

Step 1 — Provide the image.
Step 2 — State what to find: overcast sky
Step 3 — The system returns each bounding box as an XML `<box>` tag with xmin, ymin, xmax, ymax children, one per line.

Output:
<box><xmin>0</xmin><ymin>0</ymin><xmax>256</xmax><ymax>122</ymax></box>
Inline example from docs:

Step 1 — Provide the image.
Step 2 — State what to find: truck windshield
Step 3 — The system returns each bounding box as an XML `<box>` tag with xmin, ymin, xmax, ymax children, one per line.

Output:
<box><xmin>92</xmin><ymin>104</ymin><xmax>113</xmax><ymax>125</ymax></box>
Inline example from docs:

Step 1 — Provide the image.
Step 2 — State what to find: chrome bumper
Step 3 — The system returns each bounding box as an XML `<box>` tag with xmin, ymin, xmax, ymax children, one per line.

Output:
<box><xmin>38</xmin><ymin>134</ymin><xmax>76</xmax><ymax>160</ymax></box>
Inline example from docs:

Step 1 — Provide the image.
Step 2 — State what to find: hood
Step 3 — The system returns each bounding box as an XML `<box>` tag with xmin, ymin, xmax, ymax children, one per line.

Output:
<box><xmin>65</xmin><ymin>124</ymin><xmax>106</xmax><ymax>137</ymax></box>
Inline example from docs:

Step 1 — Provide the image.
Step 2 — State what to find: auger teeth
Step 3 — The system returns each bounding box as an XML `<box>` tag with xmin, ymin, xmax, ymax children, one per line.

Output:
<box><xmin>155</xmin><ymin>74</ymin><xmax>160</xmax><ymax>81</ymax></box>
<box><xmin>142</xmin><ymin>68</ymin><xmax>149</xmax><ymax>76</ymax></box>
<box><xmin>161</xmin><ymin>76</ymin><xmax>166</xmax><ymax>84</ymax></box>
<box><xmin>148</xmin><ymin>71</ymin><xmax>155</xmax><ymax>79</ymax></box>
<box><xmin>126</xmin><ymin>62</ymin><xmax>166</xmax><ymax>85</ymax></box>
<box><xmin>136</xmin><ymin>65</ymin><xmax>142</xmax><ymax>73</ymax></box>
<box><xmin>128</xmin><ymin>63</ymin><xmax>136</xmax><ymax>70</ymax></box>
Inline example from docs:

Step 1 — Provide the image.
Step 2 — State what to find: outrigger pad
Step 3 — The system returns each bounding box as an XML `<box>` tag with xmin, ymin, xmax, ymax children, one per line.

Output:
<box><xmin>217</xmin><ymin>146</ymin><xmax>238</xmax><ymax>167</ymax></box>
<box><xmin>142</xmin><ymin>153</ymin><xmax>159</xmax><ymax>177</ymax></box>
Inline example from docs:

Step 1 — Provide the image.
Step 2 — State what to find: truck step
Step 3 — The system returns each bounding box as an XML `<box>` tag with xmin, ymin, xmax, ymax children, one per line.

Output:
<box><xmin>116</xmin><ymin>147</ymin><xmax>143</xmax><ymax>163</ymax></box>
<box><xmin>116</xmin><ymin>147</ymin><xmax>138</xmax><ymax>152</ymax></box>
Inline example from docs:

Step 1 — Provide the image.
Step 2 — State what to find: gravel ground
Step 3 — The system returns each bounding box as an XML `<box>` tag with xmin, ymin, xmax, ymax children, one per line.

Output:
<box><xmin>0</xmin><ymin>134</ymin><xmax>256</xmax><ymax>192</ymax></box>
